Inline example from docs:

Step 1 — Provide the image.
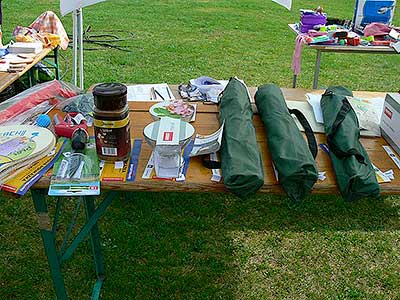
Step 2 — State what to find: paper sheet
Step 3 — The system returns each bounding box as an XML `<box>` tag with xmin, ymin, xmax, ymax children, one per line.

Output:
<box><xmin>306</xmin><ymin>93</ymin><xmax>324</xmax><ymax>123</ymax></box>
<box><xmin>346</xmin><ymin>96</ymin><xmax>384</xmax><ymax>136</ymax></box>
<box><xmin>286</xmin><ymin>100</ymin><xmax>382</xmax><ymax>137</ymax></box>
<box><xmin>286</xmin><ymin>101</ymin><xmax>325</xmax><ymax>133</ymax></box>
<box><xmin>127</xmin><ymin>84</ymin><xmax>175</xmax><ymax>102</ymax></box>
<box><xmin>272</xmin><ymin>0</ymin><xmax>292</xmax><ymax>10</ymax></box>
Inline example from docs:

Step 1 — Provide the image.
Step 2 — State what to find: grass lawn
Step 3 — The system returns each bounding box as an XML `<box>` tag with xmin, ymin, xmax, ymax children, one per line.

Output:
<box><xmin>1</xmin><ymin>1</ymin><xmax>400</xmax><ymax>299</ymax></box>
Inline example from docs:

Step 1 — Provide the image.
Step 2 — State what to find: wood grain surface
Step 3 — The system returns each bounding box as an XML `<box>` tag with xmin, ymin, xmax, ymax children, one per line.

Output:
<box><xmin>34</xmin><ymin>87</ymin><xmax>400</xmax><ymax>195</ymax></box>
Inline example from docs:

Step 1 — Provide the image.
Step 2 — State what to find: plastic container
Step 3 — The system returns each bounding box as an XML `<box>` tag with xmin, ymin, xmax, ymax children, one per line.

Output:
<box><xmin>93</xmin><ymin>83</ymin><xmax>131</xmax><ymax>161</ymax></box>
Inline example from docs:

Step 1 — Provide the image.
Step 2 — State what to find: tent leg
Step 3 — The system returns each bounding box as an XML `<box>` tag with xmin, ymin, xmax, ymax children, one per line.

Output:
<box><xmin>78</xmin><ymin>8</ymin><xmax>84</xmax><ymax>89</ymax></box>
<box><xmin>72</xmin><ymin>11</ymin><xmax>78</xmax><ymax>86</ymax></box>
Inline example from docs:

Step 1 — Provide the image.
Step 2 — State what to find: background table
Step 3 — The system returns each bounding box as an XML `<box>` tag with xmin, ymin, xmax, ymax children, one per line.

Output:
<box><xmin>0</xmin><ymin>47</ymin><xmax>59</xmax><ymax>94</ymax></box>
<box><xmin>288</xmin><ymin>24</ymin><xmax>398</xmax><ymax>89</ymax></box>
<box><xmin>31</xmin><ymin>87</ymin><xmax>400</xmax><ymax>299</ymax></box>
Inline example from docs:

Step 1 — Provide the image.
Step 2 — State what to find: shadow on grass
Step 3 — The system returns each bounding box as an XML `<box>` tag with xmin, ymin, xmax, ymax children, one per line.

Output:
<box><xmin>96</xmin><ymin>192</ymin><xmax>400</xmax><ymax>299</ymax></box>
<box><xmin>1</xmin><ymin>191</ymin><xmax>399</xmax><ymax>299</ymax></box>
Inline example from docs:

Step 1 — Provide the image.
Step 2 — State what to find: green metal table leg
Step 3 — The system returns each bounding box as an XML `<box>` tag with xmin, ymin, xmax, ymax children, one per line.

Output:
<box><xmin>84</xmin><ymin>196</ymin><xmax>106</xmax><ymax>300</ymax></box>
<box><xmin>31</xmin><ymin>189</ymin><xmax>67</xmax><ymax>300</ymax></box>
<box><xmin>28</xmin><ymin>68</ymin><xmax>36</xmax><ymax>88</ymax></box>
<box><xmin>61</xmin><ymin>192</ymin><xmax>116</xmax><ymax>263</ymax></box>
<box><xmin>313</xmin><ymin>49</ymin><xmax>322</xmax><ymax>89</ymax></box>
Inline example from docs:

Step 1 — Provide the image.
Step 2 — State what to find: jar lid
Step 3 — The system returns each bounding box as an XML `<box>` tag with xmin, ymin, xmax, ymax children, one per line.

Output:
<box><xmin>93</xmin><ymin>83</ymin><xmax>127</xmax><ymax>111</ymax></box>
<box><xmin>93</xmin><ymin>83</ymin><xmax>127</xmax><ymax>97</ymax></box>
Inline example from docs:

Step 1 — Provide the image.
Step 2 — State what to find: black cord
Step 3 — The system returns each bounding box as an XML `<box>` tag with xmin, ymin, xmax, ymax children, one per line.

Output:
<box><xmin>67</xmin><ymin>25</ymin><xmax>135</xmax><ymax>52</ymax></box>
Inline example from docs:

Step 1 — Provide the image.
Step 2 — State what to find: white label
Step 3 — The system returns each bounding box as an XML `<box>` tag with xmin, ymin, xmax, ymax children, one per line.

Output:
<box><xmin>101</xmin><ymin>147</ymin><xmax>117</xmax><ymax>156</ymax></box>
<box><xmin>210</xmin><ymin>152</ymin><xmax>222</xmax><ymax>182</ymax></box>
<box><xmin>383</xmin><ymin>145</ymin><xmax>400</xmax><ymax>170</ymax></box>
<box><xmin>156</xmin><ymin>117</ymin><xmax>180</xmax><ymax>146</ymax></box>
<box><xmin>72</xmin><ymin>113</ymin><xmax>86</xmax><ymax>125</ymax></box>
<box><xmin>392</xmin><ymin>41</ymin><xmax>400</xmax><ymax>53</ymax></box>
<box><xmin>56</xmin><ymin>159</ymin><xmax>69</xmax><ymax>179</ymax></box>
<box><xmin>142</xmin><ymin>152</ymin><xmax>155</xmax><ymax>179</ymax></box>
<box><xmin>114</xmin><ymin>161</ymin><xmax>124</xmax><ymax>169</ymax></box>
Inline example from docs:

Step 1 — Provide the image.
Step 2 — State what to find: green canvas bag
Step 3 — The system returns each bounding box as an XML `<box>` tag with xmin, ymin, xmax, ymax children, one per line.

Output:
<box><xmin>321</xmin><ymin>86</ymin><xmax>380</xmax><ymax>201</ymax></box>
<box><xmin>255</xmin><ymin>84</ymin><xmax>319</xmax><ymax>201</ymax></box>
<box><xmin>219</xmin><ymin>77</ymin><xmax>264</xmax><ymax>197</ymax></box>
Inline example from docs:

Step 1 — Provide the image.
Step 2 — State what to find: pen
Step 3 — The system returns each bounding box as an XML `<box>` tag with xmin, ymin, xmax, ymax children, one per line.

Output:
<box><xmin>166</xmin><ymin>86</ymin><xmax>172</xmax><ymax>99</ymax></box>
<box><xmin>150</xmin><ymin>87</ymin><xmax>156</xmax><ymax>100</ymax></box>
<box><xmin>154</xmin><ymin>88</ymin><xmax>165</xmax><ymax>101</ymax></box>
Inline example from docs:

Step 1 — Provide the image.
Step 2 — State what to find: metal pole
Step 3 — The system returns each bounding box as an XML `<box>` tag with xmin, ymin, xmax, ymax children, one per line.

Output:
<box><xmin>313</xmin><ymin>50</ymin><xmax>322</xmax><ymax>89</ymax></box>
<box><xmin>78</xmin><ymin>8</ymin><xmax>84</xmax><ymax>89</ymax></box>
<box><xmin>72</xmin><ymin>11</ymin><xmax>78</xmax><ymax>86</ymax></box>
<box><xmin>292</xmin><ymin>74</ymin><xmax>297</xmax><ymax>88</ymax></box>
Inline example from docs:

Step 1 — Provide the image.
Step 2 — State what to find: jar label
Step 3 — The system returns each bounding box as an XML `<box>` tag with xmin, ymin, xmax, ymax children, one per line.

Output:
<box><xmin>93</xmin><ymin>116</ymin><xmax>130</xmax><ymax>129</ymax></box>
<box><xmin>94</xmin><ymin>121</ymin><xmax>131</xmax><ymax>160</ymax></box>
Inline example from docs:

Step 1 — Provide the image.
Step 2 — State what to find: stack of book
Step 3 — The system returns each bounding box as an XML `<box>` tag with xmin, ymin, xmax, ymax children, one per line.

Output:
<box><xmin>0</xmin><ymin>125</ymin><xmax>56</xmax><ymax>186</ymax></box>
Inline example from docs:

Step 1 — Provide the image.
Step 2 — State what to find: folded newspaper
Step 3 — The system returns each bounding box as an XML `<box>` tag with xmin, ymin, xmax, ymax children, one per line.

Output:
<box><xmin>190</xmin><ymin>122</ymin><xmax>224</xmax><ymax>157</ymax></box>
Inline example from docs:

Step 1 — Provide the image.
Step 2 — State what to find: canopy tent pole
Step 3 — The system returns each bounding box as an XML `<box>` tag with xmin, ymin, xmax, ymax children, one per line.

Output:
<box><xmin>78</xmin><ymin>9</ymin><xmax>84</xmax><ymax>89</ymax></box>
<box><xmin>72</xmin><ymin>11</ymin><xmax>78</xmax><ymax>86</ymax></box>
<box><xmin>0</xmin><ymin>0</ymin><xmax>2</xmax><ymax>26</ymax></box>
<box><xmin>72</xmin><ymin>8</ymin><xmax>84</xmax><ymax>89</ymax></box>
<box><xmin>61</xmin><ymin>0</ymin><xmax>106</xmax><ymax>89</ymax></box>
<box><xmin>0</xmin><ymin>0</ymin><xmax>3</xmax><ymax>45</ymax></box>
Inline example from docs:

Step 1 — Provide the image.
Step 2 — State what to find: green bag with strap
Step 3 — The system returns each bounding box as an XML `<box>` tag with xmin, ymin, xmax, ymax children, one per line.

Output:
<box><xmin>255</xmin><ymin>84</ymin><xmax>319</xmax><ymax>201</ymax></box>
<box><xmin>219</xmin><ymin>77</ymin><xmax>264</xmax><ymax>197</ymax></box>
<box><xmin>321</xmin><ymin>86</ymin><xmax>380</xmax><ymax>201</ymax></box>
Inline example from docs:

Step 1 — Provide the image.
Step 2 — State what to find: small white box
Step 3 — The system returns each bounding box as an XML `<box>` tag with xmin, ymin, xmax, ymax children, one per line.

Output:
<box><xmin>156</xmin><ymin>117</ymin><xmax>180</xmax><ymax>146</ymax></box>
<box><xmin>8</xmin><ymin>42</ymin><xmax>43</xmax><ymax>54</ymax></box>
<box><xmin>380</xmin><ymin>93</ymin><xmax>400</xmax><ymax>154</ymax></box>
<box><xmin>154</xmin><ymin>117</ymin><xmax>182</xmax><ymax>178</ymax></box>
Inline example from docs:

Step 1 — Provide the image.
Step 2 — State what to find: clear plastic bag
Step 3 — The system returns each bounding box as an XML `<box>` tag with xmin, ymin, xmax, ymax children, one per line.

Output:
<box><xmin>0</xmin><ymin>80</ymin><xmax>82</xmax><ymax>125</ymax></box>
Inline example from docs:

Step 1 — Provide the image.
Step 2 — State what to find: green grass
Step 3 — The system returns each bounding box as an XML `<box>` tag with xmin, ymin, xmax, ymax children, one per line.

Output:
<box><xmin>1</xmin><ymin>1</ymin><xmax>400</xmax><ymax>299</ymax></box>
<box><xmin>2</xmin><ymin>0</ymin><xmax>399</xmax><ymax>90</ymax></box>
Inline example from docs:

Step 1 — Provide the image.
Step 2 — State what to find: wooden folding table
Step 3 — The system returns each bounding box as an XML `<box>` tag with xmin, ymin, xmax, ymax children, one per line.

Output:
<box><xmin>288</xmin><ymin>24</ymin><xmax>398</xmax><ymax>89</ymax></box>
<box><xmin>30</xmin><ymin>87</ymin><xmax>400</xmax><ymax>299</ymax></box>
<box><xmin>0</xmin><ymin>47</ymin><xmax>59</xmax><ymax>94</ymax></box>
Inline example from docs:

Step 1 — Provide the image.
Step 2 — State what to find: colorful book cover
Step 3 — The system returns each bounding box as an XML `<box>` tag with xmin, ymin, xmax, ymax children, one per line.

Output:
<box><xmin>1</xmin><ymin>138</ymin><xmax>67</xmax><ymax>195</ymax></box>
<box><xmin>0</xmin><ymin>125</ymin><xmax>56</xmax><ymax>183</ymax></box>
<box><xmin>0</xmin><ymin>125</ymin><xmax>55</xmax><ymax>166</ymax></box>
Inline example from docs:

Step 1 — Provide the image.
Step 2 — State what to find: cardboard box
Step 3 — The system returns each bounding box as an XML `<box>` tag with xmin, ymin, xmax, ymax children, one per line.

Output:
<box><xmin>380</xmin><ymin>93</ymin><xmax>400</xmax><ymax>154</ymax></box>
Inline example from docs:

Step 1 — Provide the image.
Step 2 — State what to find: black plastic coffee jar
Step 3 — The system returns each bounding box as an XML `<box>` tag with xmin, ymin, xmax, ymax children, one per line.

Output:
<box><xmin>93</xmin><ymin>83</ymin><xmax>131</xmax><ymax>161</ymax></box>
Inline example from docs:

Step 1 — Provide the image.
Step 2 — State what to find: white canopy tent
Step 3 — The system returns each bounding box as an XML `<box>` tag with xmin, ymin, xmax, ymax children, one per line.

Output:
<box><xmin>60</xmin><ymin>0</ymin><xmax>105</xmax><ymax>89</ymax></box>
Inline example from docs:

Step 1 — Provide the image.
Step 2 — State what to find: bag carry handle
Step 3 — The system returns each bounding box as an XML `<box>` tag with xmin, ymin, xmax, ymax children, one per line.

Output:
<box><xmin>289</xmin><ymin>108</ymin><xmax>318</xmax><ymax>159</ymax></box>
<box><xmin>202</xmin><ymin>156</ymin><xmax>221</xmax><ymax>169</ymax></box>
<box><xmin>325</xmin><ymin>97</ymin><xmax>366</xmax><ymax>165</ymax></box>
